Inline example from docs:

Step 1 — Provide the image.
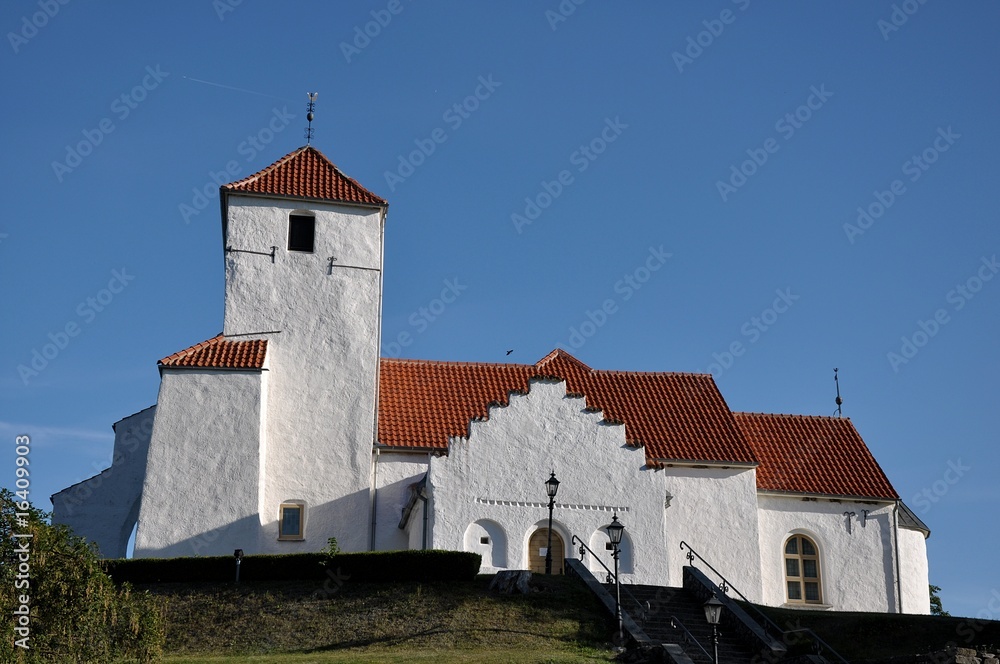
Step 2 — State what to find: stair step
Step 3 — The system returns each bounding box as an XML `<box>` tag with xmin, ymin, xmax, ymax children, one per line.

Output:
<box><xmin>603</xmin><ymin>584</ymin><xmax>758</xmax><ymax>664</ymax></box>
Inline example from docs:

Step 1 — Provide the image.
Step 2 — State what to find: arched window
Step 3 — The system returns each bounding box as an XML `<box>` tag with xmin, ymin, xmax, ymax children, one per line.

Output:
<box><xmin>784</xmin><ymin>534</ymin><xmax>822</xmax><ymax>604</ymax></box>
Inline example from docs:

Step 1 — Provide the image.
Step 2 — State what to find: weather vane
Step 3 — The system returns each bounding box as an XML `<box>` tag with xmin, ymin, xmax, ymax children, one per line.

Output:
<box><xmin>305</xmin><ymin>92</ymin><xmax>317</xmax><ymax>144</ymax></box>
<box><xmin>834</xmin><ymin>367</ymin><xmax>843</xmax><ymax>417</ymax></box>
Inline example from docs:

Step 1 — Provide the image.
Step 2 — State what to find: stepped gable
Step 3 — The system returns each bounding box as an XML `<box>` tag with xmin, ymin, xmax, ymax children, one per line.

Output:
<box><xmin>378</xmin><ymin>350</ymin><xmax>757</xmax><ymax>466</ymax></box>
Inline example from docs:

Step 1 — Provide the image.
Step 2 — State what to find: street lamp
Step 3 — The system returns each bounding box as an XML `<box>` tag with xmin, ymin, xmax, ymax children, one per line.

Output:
<box><xmin>233</xmin><ymin>549</ymin><xmax>244</xmax><ymax>584</ymax></box>
<box><xmin>703</xmin><ymin>595</ymin><xmax>723</xmax><ymax>664</ymax></box>
<box><xmin>544</xmin><ymin>472</ymin><xmax>560</xmax><ymax>574</ymax></box>
<box><xmin>605</xmin><ymin>514</ymin><xmax>625</xmax><ymax>645</ymax></box>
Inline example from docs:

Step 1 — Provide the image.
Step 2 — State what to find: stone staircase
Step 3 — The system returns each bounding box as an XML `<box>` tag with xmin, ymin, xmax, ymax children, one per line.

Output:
<box><xmin>608</xmin><ymin>583</ymin><xmax>759</xmax><ymax>663</ymax></box>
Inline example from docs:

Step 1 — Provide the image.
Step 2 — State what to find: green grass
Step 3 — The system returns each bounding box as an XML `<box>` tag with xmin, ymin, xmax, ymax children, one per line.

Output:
<box><xmin>146</xmin><ymin>575</ymin><xmax>617</xmax><ymax>663</ymax></box>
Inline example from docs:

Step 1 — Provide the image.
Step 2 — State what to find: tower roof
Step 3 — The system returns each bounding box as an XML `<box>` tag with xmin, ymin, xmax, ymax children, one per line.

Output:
<box><xmin>221</xmin><ymin>146</ymin><xmax>387</xmax><ymax>207</ymax></box>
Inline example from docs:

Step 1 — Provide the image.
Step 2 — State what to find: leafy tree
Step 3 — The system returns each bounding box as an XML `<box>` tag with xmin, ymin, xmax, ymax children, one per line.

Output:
<box><xmin>0</xmin><ymin>488</ymin><xmax>163</xmax><ymax>662</ymax></box>
<box><xmin>929</xmin><ymin>584</ymin><xmax>950</xmax><ymax>616</ymax></box>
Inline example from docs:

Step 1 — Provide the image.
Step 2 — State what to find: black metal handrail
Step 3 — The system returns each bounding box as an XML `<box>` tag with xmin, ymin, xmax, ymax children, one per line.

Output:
<box><xmin>669</xmin><ymin>615</ymin><xmax>712</xmax><ymax>662</ymax></box>
<box><xmin>679</xmin><ymin>541</ymin><xmax>849</xmax><ymax>664</ymax></box>
<box><xmin>571</xmin><ymin>535</ymin><xmax>645</xmax><ymax>622</ymax></box>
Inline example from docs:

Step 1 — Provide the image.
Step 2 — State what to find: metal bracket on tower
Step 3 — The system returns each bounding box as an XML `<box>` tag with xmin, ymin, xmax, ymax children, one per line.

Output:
<box><xmin>226</xmin><ymin>245</ymin><xmax>277</xmax><ymax>263</ymax></box>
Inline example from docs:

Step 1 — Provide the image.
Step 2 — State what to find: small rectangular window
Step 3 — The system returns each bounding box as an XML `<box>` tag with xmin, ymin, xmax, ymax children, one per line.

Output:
<box><xmin>288</xmin><ymin>215</ymin><xmax>315</xmax><ymax>252</ymax></box>
<box><xmin>480</xmin><ymin>536</ymin><xmax>490</xmax><ymax>545</ymax></box>
<box><xmin>278</xmin><ymin>503</ymin><xmax>304</xmax><ymax>540</ymax></box>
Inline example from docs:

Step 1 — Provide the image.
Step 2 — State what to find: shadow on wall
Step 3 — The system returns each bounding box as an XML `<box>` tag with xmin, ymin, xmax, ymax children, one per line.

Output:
<box><xmin>133</xmin><ymin>489</ymin><xmax>372</xmax><ymax>558</ymax></box>
<box><xmin>464</xmin><ymin>519</ymin><xmax>508</xmax><ymax>569</ymax></box>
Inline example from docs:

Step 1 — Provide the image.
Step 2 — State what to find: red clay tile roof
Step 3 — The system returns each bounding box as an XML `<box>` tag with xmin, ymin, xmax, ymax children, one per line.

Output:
<box><xmin>221</xmin><ymin>146</ymin><xmax>386</xmax><ymax>206</ymax></box>
<box><xmin>159</xmin><ymin>335</ymin><xmax>267</xmax><ymax>369</ymax></box>
<box><xmin>734</xmin><ymin>412</ymin><xmax>898</xmax><ymax>500</ymax></box>
<box><xmin>378</xmin><ymin>349</ymin><xmax>758</xmax><ymax>465</ymax></box>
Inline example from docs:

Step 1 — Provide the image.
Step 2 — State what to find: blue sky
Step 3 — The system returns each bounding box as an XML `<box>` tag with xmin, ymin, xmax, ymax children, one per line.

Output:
<box><xmin>2</xmin><ymin>2</ymin><xmax>998</xmax><ymax>619</ymax></box>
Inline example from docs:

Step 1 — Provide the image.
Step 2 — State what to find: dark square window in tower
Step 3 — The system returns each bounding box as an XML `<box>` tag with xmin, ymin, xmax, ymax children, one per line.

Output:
<box><xmin>288</xmin><ymin>214</ymin><xmax>315</xmax><ymax>252</ymax></box>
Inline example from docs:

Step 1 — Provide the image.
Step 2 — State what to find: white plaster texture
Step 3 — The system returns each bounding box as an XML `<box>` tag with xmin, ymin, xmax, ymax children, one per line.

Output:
<box><xmin>898</xmin><ymin>525</ymin><xmax>931</xmax><ymax>614</ymax></box>
<box><xmin>223</xmin><ymin>195</ymin><xmax>385</xmax><ymax>554</ymax></box>
<box><xmin>427</xmin><ymin>379</ymin><xmax>662</xmax><ymax>582</ymax></box>
<box><xmin>372</xmin><ymin>451</ymin><xmax>430</xmax><ymax>551</ymax></box>
<box><xmin>51</xmin><ymin>406</ymin><xmax>156</xmax><ymax>557</ymax></box>
<box><xmin>757</xmin><ymin>495</ymin><xmax>897</xmax><ymax>612</ymax></box>
<box><xmin>134</xmin><ymin>368</ymin><xmax>267</xmax><ymax>557</ymax></box>
<box><xmin>659</xmin><ymin>466</ymin><xmax>763</xmax><ymax>600</ymax></box>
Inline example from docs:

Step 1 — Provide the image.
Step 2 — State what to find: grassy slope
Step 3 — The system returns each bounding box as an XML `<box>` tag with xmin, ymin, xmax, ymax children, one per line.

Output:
<box><xmin>147</xmin><ymin>575</ymin><xmax>616</xmax><ymax>662</ymax></box>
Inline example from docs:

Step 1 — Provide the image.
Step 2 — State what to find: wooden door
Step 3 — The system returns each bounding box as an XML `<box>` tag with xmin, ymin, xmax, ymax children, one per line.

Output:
<box><xmin>528</xmin><ymin>528</ymin><xmax>564</xmax><ymax>574</ymax></box>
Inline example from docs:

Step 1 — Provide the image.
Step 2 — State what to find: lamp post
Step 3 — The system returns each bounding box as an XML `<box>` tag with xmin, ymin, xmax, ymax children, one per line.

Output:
<box><xmin>233</xmin><ymin>549</ymin><xmax>244</xmax><ymax>584</ymax></box>
<box><xmin>703</xmin><ymin>595</ymin><xmax>723</xmax><ymax>664</ymax></box>
<box><xmin>544</xmin><ymin>472</ymin><xmax>560</xmax><ymax>574</ymax></box>
<box><xmin>605</xmin><ymin>514</ymin><xmax>625</xmax><ymax>645</ymax></box>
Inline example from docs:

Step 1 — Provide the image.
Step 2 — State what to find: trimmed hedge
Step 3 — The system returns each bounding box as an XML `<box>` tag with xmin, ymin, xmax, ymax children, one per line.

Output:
<box><xmin>103</xmin><ymin>549</ymin><xmax>481</xmax><ymax>585</ymax></box>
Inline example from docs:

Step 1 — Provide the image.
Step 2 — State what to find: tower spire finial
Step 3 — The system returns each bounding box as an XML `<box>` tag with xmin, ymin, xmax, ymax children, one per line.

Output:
<box><xmin>834</xmin><ymin>367</ymin><xmax>843</xmax><ymax>417</ymax></box>
<box><xmin>305</xmin><ymin>92</ymin><xmax>317</xmax><ymax>145</ymax></box>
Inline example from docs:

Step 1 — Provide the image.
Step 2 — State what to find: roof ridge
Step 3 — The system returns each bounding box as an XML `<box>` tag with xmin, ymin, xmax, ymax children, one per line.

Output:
<box><xmin>734</xmin><ymin>411</ymin><xmax>854</xmax><ymax>421</ymax></box>
<box><xmin>535</xmin><ymin>348</ymin><xmax>592</xmax><ymax>371</ymax></box>
<box><xmin>380</xmin><ymin>357</ymin><xmax>536</xmax><ymax>369</ymax></box>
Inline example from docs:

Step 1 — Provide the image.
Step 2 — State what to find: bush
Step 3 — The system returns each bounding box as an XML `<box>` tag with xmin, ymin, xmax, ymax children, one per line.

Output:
<box><xmin>0</xmin><ymin>489</ymin><xmax>163</xmax><ymax>663</ymax></box>
<box><xmin>104</xmin><ymin>549</ymin><xmax>481</xmax><ymax>585</ymax></box>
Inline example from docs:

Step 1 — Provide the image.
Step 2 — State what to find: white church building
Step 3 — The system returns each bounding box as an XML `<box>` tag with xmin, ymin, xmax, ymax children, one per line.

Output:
<box><xmin>52</xmin><ymin>145</ymin><xmax>932</xmax><ymax>614</ymax></box>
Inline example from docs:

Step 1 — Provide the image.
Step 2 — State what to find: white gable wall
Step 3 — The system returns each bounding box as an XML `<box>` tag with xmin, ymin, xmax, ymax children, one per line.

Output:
<box><xmin>51</xmin><ymin>405</ymin><xmax>155</xmax><ymax>558</ymax></box>
<box><xmin>757</xmin><ymin>494</ymin><xmax>897</xmax><ymax>612</ymax></box>
<box><xmin>427</xmin><ymin>379</ymin><xmax>663</xmax><ymax>582</ymax></box>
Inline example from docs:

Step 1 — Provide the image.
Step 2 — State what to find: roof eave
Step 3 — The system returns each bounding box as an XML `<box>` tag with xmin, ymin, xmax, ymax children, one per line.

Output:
<box><xmin>651</xmin><ymin>458</ymin><xmax>758</xmax><ymax>469</ymax></box>
<box><xmin>756</xmin><ymin>489</ymin><xmax>898</xmax><ymax>503</ymax></box>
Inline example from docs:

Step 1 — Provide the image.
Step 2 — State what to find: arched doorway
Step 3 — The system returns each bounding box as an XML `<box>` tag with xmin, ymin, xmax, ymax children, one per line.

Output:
<box><xmin>528</xmin><ymin>528</ymin><xmax>565</xmax><ymax>574</ymax></box>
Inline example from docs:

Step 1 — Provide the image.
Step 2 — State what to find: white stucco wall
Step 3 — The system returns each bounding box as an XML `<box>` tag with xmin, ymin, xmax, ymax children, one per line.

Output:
<box><xmin>898</xmin><ymin>525</ymin><xmax>931</xmax><ymax>614</ymax></box>
<box><xmin>223</xmin><ymin>195</ymin><xmax>384</xmax><ymax>554</ymax></box>
<box><xmin>427</xmin><ymin>378</ymin><xmax>664</xmax><ymax>582</ymax></box>
<box><xmin>51</xmin><ymin>405</ymin><xmax>156</xmax><ymax>557</ymax></box>
<box><xmin>757</xmin><ymin>494</ymin><xmax>897</xmax><ymax>612</ymax></box>
<box><xmin>659</xmin><ymin>466</ymin><xmax>763</xmax><ymax>600</ymax></box>
<box><xmin>134</xmin><ymin>368</ymin><xmax>266</xmax><ymax>557</ymax></box>
<box><xmin>372</xmin><ymin>451</ymin><xmax>430</xmax><ymax>550</ymax></box>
